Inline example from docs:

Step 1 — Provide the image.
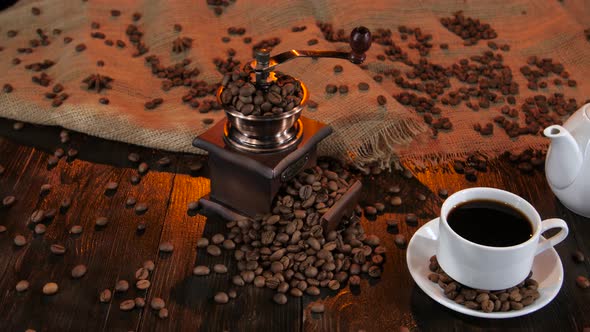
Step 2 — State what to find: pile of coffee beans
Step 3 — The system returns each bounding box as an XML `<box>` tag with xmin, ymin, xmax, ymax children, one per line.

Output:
<box><xmin>428</xmin><ymin>255</ymin><xmax>540</xmax><ymax>312</ymax></box>
<box><xmin>440</xmin><ymin>11</ymin><xmax>498</xmax><ymax>45</ymax></box>
<box><xmin>193</xmin><ymin>160</ymin><xmax>384</xmax><ymax>305</ymax></box>
<box><xmin>219</xmin><ymin>69</ymin><xmax>304</xmax><ymax>116</ymax></box>
<box><xmin>503</xmin><ymin>149</ymin><xmax>545</xmax><ymax>174</ymax></box>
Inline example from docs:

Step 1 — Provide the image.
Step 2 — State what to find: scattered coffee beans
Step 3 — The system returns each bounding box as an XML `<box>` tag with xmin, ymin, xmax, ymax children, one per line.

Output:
<box><xmin>159</xmin><ymin>241</ymin><xmax>174</xmax><ymax>253</ymax></box>
<box><xmin>16</xmin><ymin>280</ymin><xmax>29</xmax><ymax>292</ymax></box>
<box><xmin>71</xmin><ymin>264</ymin><xmax>87</xmax><ymax>278</ymax></box>
<box><xmin>42</xmin><ymin>282</ymin><xmax>59</xmax><ymax>295</ymax></box>
<box><xmin>99</xmin><ymin>289</ymin><xmax>112</xmax><ymax>303</ymax></box>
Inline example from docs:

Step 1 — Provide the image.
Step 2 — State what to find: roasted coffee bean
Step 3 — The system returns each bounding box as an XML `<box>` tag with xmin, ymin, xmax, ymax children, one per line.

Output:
<box><xmin>120</xmin><ymin>299</ymin><xmax>135</xmax><ymax>311</ymax></box>
<box><xmin>273</xmin><ymin>293</ymin><xmax>288</xmax><ymax>305</ymax></box>
<box><xmin>40</xmin><ymin>183</ymin><xmax>52</xmax><ymax>194</ymax></box>
<box><xmin>71</xmin><ymin>264</ymin><xmax>87</xmax><ymax>279</ymax></box>
<box><xmin>0</xmin><ymin>225</ymin><xmax>6</xmax><ymax>233</ymax></box>
<box><xmin>106</xmin><ymin>181</ymin><xmax>118</xmax><ymax>191</ymax></box>
<box><xmin>99</xmin><ymin>289</ymin><xmax>112</xmax><ymax>303</ymax></box>
<box><xmin>576</xmin><ymin>276</ymin><xmax>590</xmax><ymax>289</ymax></box>
<box><xmin>99</xmin><ymin>97</ymin><xmax>109</xmax><ymax>105</ymax></box>
<box><xmin>394</xmin><ymin>234</ymin><xmax>406</xmax><ymax>248</ymax></box>
<box><xmin>196</xmin><ymin>237</ymin><xmax>209</xmax><ymax>248</ymax></box>
<box><xmin>135</xmin><ymin>267</ymin><xmax>149</xmax><ymax>280</ymax></box>
<box><xmin>13</xmin><ymin>235</ymin><xmax>27</xmax><ymax>247</ymax></box>
<box><xmin>136</xmin><ymin>279</ymin><xmax>151</xmax><ymax>290</ymax></box>
<box><xmin>138</xmin><ymin>162</ymin><xmax>149</xmax><ymax>174</ymax></box>
<box><xmin>377</xmin><ymin>95</ymin><xmax>387</xmax><ymax>105</ymax></box>
<box><xmin>34</xmin><ymin>224</ymin><xmax>46</xmax><ymax>235</ymax></box>
<box><xmin>158</xmin><ymin>308</ymin><xmax>169</xmax><ymax>319</ymax></box>
<box><xmin>207</xmin><ymin>245</ymin><xmax>221</xmax><ymax>256</ymax></box>
<box><xmin>3</xmin><ymin>84</ymin><xmax>14</xmax><ymax>93</ymax></box>
<box><xmin>390</xmin><ymin>196</ymin><xmax>402</xmax><ymax>206</ymax></box>
<box><xmin>135</xmin><ymin>203</ymin><xmax>148</xmax><ymax>214</ymax></box>
<box><xmin>143</xmin><ymin>260</ymin><xmax>155</xmax><ymax>271</ymax></box>
<box><xmin>213</xmin><ymin>264</ymin><xmax>228</xmax><ymax>274</ymax></box>
<box><xmin>135</xmin><ymin>297</ymin><xmax>146</xmax><ymax>308</ymax></box>
<box><xmin>438</xmin><ymin>188</ymin><xmax>449</xmax><ymax>198</ymax></box>
<box><xmin>325</xmin><ymin>84</ymin><xmax>337</xmax><ymax>94</ymax></box>
<box><xmin>16</xmin><ymin>280</ymin><xmax>29</xmax><ymax>292</ymax></box>
<box><xmin>75</xmin><ymin>44</ymin><xmax>87</xmax><ymax>52</ymax></box>
<box><xmin>70</xmin><ymin>225</ymin><xmax>83</xmax><ymax>234</ymax></box>
<box><xmin>364</xmin><ymin>206</ymin><xmax>377</xmax><ymax>216</ymax></box>
<box><xmin>31</xmin><ymin>7</ymin><xmax>41</xmax><ymax>15</ymax></box>
<box><xmin>405</xmin><ymin>214</ymin><xmax>418</xmax><ymax>226</ymax></box>
<box><xmin>2</xmin><ymin>195</ymin><xmax>16</xmax><ymax>207</ymax></box>
<box><xmin>115</xmin><ymin>280</ymin><xmax>129</xmax><ymax>292</ymax></box>
<box><xmin>13</xmin><ymin>122</ymin><xmax>24</xmax><ymax>130</ymax></box>
<box><xmin>95</xmin><ymin>217</ymin><xmax>109</xmax><ymax>227</ymax></box>
<box><xmin>358</xmin><ymin>82</ymin><xmax>370</xmax><ymax>91</ymax></box>
<box><xmin>42</xmin><ymin>282</ymin><xmax>58</xmax><ymax>295</ymax></box>
<box><xmin>214</xmin><ymin>292</ymin><xmax>229</xmax><ymax>304</ymax></box>
<box><xmin>572</xmin><ymin>250</ymin><xmax>585</xmax><ymax>263</ymax></box>
<box><xmin>31</xmin><ymin>210</ymin><xmax>45</xmax><ymax>223</ymax></box>
<box><xmin>151</xmin><ymin>297</ymin><xmax>165</xmax><ymax>310</ymax></box>
<box><xmin>193</xmin><ymin>266</ymin><xmax>210</xmax><ymax>276</ymax></box>
<box><xmin>159</xmin><ymin>241</ymin><xmax>174</xmax><ymax>253</ymax></box>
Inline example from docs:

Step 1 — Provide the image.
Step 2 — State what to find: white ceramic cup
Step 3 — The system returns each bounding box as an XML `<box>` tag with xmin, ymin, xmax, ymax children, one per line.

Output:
<box><xmin>436</xmin><ymin>187</ymin><xmax>568</xmax><ymax>290</ymax></box>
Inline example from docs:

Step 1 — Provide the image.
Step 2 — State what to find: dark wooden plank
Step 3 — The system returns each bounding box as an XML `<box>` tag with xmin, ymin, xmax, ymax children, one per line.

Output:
<box><xmin>139</xmin><ymin>163</ymin><xmax>302</xmax><ymax>332</ymax></box>
<box><xmin>0</xmin><ymin>137</ymin><xmax>177</xmax><ymax>331</ymax></box>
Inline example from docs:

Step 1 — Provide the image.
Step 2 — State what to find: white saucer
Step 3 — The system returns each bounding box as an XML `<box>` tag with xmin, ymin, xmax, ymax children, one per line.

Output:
<box><xmin>406</xmin><ymin>218</ymin><xmax>564</xmax><ymax>319</ymax></box>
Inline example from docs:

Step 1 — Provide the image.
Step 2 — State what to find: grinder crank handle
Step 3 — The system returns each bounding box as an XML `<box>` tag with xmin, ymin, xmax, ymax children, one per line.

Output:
<box><xmin>251</xmin><ymin>26</ymin><xmax>372</xmax><ymax>74</ymax></box>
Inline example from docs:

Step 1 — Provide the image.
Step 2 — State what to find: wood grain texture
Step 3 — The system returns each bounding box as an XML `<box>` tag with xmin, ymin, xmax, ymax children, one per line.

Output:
<box><xmin>0</xmin><ymin>117</ymin><xmax>589</xmax><ymax>332</ymax></box>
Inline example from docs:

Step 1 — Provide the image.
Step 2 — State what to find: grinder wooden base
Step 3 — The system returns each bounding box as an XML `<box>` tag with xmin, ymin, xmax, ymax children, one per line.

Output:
<box><xmin>199</xmin><ymin>179</ymin><xmax>362</xmax><ymax>234</ymax></box>
<box><xmin>193</xmin><ymin>116</ymin><xmax>332</xmax><ymax>217</ymax></box>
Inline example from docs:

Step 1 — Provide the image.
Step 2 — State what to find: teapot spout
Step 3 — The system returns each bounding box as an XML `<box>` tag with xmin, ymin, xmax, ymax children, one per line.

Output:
<box><xmin>544</xmin><ymin>125</ymin><xmax>583</xmax><ymax>189</ymax></box>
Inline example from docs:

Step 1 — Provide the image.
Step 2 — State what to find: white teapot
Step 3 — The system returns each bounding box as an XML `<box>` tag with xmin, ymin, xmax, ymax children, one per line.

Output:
<box><xmin>544</xmin><ymin>103</ymin><xmax>590</xmax><ymax>218</ymax></box>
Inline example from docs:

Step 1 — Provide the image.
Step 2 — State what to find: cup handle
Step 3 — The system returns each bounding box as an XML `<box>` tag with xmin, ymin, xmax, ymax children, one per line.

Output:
<box><xmin>535</xmin><ymin>218</ymin><xmax>569</xmax><ymax>255</ymax></box>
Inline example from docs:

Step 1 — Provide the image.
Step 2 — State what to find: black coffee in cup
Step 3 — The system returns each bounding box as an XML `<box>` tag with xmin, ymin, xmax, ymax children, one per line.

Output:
<box><xmin>447</xmin><ymin>199</ymin><xmax>533</xmax><ymax>247</ymax></box>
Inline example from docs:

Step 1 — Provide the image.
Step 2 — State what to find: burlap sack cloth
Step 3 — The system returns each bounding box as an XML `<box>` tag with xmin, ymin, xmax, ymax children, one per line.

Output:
<box><xmin>1</xmin><ymin>0</ymin><xmax>589</xmax><ymax>168</ymax></box>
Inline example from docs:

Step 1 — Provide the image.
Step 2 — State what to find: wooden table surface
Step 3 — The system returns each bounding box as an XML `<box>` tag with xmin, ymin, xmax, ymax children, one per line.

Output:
<box><xmin>0</xmin><ymin>116</ymin><xmax>589</xmax><ymax>332</ymax></box>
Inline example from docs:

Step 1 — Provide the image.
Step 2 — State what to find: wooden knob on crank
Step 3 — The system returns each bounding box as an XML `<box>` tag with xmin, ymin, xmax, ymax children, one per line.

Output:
<box><xmin>349</xmin><ymin>26</ymin><xmax>372</xmax><ymax>64</ymax></box>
